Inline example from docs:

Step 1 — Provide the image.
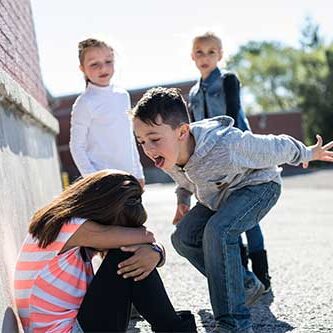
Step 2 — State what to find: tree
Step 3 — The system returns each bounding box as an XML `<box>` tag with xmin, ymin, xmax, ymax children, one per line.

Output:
<box><xmin>296</xmin><ymin>45</ymin><xmax>333</xmax><ymax>144</ymax></box>
<box><xmin>228</xmin><ymin>18</ymin><xmax>333</xmax><ymax>145</ymax></box>
<box><xmin>227</xmin><ymin>41</ymin><xmax>302</xmax><ymax>114</ymax></box>
<box><xmin>299</xmin><ymin>16</ymin><xmax>322</xmax><ymax>50</ymax></box>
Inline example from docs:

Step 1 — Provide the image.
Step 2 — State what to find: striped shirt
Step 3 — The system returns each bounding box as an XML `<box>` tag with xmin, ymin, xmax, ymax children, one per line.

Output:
<box><xmin>14</xmin><ymin>217</ymin><xmax>94</xmax><ymax>333</ymax></box>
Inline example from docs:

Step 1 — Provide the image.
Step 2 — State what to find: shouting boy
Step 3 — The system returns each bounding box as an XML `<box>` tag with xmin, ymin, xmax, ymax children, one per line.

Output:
<box><xmin>130</xmin><ymin>87</ymin><xmax>333</xmax><ymax>333</ymax></box>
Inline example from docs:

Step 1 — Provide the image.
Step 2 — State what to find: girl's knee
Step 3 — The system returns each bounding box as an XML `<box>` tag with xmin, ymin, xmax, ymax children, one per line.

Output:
<box><xmin>101</xmin><ymin>249</ymin><xmax>132</xmax><ymax>267</ymax></box>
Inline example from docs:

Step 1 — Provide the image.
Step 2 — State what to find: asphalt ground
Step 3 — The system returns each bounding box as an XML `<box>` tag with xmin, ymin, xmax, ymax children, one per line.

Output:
<box><xmin>128</xmin><ymin>167</ymin><xmax>333</xmax><ymax>333</ymax></box>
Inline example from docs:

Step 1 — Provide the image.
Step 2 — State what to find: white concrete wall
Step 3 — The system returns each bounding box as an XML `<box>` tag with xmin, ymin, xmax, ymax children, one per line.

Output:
<box><xmin>0</xmin><ymin>69</ymin><xmax>62</xmax><ymax>332</ymax></box>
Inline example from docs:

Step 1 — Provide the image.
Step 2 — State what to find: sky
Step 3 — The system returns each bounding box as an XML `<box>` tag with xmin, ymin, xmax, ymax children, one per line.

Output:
<box><xmin>30</xmin><ymin>0</ymin><xmax>333</xmax><ymax>97</ymax></box>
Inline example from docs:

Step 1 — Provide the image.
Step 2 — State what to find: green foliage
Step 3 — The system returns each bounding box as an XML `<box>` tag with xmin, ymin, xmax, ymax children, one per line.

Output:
<box><xmin>297</xmin><ymin>45</ymin><xmax>333</xmax><ymax>144</ymax></box>
<box><xmin>228</xmin><ymin>41</ymin><xmax>302</xmax><ymax>113</ymax></box>
<box><xmin>227</xmin><ymin>18</ymin><xmax>333</xmax><ymax>144</ymax></box>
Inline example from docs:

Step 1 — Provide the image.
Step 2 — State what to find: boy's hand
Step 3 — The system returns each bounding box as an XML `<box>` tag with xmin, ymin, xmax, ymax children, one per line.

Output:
<box><xmin>305</xmin><ymin>135</ymin><xmax>333</xmax><ymax>168</ymax></box>
<box><xmin>172</xmin><ymin>203</ymin><xmax>190</xmax><ymax>225</ymax></box>
<box><xmin>117</xmin><ymin>244</ymin><xmax>160</xmax><ymax>281</ymax></box>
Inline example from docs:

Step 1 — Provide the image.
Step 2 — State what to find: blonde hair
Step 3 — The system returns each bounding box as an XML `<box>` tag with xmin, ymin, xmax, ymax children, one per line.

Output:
<box><xmin>192</xmin><ymin>32</ymin><xmax>222</xmax><ymax>51</ymax></box>
<box><xmin>78</xmin><ymin>38</ymin><xmax>114</xmax><ymax>86</ymax></box>
<box><xmin>78</xmin><ymin>38</ymin><xmax>114</xmax><ymax>66</ymax></box>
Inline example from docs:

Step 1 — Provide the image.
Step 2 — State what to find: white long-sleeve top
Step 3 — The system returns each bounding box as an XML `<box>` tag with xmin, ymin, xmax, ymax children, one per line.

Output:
<box><xmin>69</xmin><ymin>83</ymin><xmax>144</xmax><ymax>180</ymax></box>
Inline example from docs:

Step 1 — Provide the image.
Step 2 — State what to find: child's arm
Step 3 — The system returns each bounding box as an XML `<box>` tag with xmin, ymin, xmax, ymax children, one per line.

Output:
<box><xmin>172</xmin><ymin>203</ymin><xmax>190</xmax><ymax>225</ymax></box>
<box><xmin>64</xmin><ymin>220</ymin><xmax>155</xmax><ymax>251</ymax></box>
<box><xmin>69</xmin><ymin>99</ymin><xmax>96</xmax><ymax>175</ymax></box>
<box><xmin>224</xmin><ymin>73</ymin><xmax>251</xmax><ymax>132</ymax></box>
<box><xmin>224</xmin><ymin>73</ymin><xmax>241</xmax><ymax>128</ymax></box>
<box><xmin>172</xmin><ymin>186</ymin><xmax>192</xmax><ymax>224</ymax></box>
<box><xmin>230</xmin><ymin>132</ymin><xmax>333</xmax><ymax>169</ymax></box>
<box><xmin>228</xmin><ymin>131</ymin><xmax>308</xmax><ymax>169</ymax></box>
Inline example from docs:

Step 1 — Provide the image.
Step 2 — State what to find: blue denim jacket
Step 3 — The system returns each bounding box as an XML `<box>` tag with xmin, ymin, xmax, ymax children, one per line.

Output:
<box><xmin>188</xmin><ymin>67</ymin><xmax>250</xmax><ymax>131</ymax></box>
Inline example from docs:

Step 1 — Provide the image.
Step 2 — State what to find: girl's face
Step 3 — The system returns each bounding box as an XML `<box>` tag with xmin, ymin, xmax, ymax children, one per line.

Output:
<box><xmin>191</xmin><ymin>39</ymin><xmax>222</xmax><ymax>80</ymax></box>
<box><xmin>80</xmin><ymin>46</ymin><xmax>114</xmax><ymax>87</ymax></box>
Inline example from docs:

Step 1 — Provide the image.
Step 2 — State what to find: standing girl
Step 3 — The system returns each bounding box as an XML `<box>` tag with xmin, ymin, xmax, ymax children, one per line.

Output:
<box><xmin>70</xmin><ymin>38</ymin><xmax>144</xmax><ymax>187</ymax></box>
<box><xmin>188</xmin><ymin>32</ymin><xmax>271</xmax><ymax>293</ymax></box>
<box><xmin>14</xmin><ymin>169</ymin><xmax>197</xmax><ymax>332</ymax></box>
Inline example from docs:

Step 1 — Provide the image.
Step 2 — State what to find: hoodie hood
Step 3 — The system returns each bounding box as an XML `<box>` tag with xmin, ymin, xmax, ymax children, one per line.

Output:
<box><xmin>189</xmin><ymin>116</ymin><xmax>235</xmax><ymax>160</ymax></box>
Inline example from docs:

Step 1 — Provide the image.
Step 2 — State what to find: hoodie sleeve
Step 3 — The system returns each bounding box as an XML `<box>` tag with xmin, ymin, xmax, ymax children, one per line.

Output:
<box><xmin>229</xmin><ymin>131</ymin><xmax>313</xmax><ymax>169</ymax></box>
<box><xmin>175</xmin><ymin>186</ymin><xmax>192</xmax><ymax>206</ymax></box>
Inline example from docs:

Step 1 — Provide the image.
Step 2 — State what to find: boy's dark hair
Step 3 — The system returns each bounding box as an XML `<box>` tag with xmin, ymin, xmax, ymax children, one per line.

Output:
<box><xmin>29</xmin><ymin>170</ymin><xmax>146</xmax><ymax>248</ymax></box>
<box><xmin>130</xmin><ymin>87</ymin><xmax>190</xmax><ymax>129</ymax></box>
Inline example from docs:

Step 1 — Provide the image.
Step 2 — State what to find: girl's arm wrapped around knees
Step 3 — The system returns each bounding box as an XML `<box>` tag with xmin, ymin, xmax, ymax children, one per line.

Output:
<box><xmin>64</xmin><ymin>220</ymin><xmax>155</xmax><ymax>251</ymax></box>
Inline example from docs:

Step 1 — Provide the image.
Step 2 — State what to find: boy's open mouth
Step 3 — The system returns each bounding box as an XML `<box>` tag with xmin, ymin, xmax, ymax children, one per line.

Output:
<box><xmin>154</xmin><ymin>156</ymin><xmax>165</xmax><ymax>168</ymax></box>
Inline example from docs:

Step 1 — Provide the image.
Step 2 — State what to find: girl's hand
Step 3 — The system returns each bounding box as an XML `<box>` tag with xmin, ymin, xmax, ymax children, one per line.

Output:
<box><xmin>117</xmin><ymin>244</ymin><xmax>160</xmax><ymax>281</ymax></box>
<box><xmin>308</xmin><ymin>135</ymin><xmax>333</xmax><ymax>166</ymax></box>
<box><xmin>172</xmin><ymin>203</ymin><xmax>190</xmax><ymax>225</ymax></box>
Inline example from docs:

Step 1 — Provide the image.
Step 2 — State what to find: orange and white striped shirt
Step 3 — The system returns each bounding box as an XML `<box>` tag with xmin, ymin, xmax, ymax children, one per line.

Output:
<box><xmin>14</xmin><ymin>217</ymin><xmax>94</xmax><ymax>333</ymax></box>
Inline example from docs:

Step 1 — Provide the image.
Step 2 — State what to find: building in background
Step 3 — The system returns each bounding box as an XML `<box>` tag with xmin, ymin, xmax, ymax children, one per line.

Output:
<box><xmin>50</xmin><ymin>80</ymin><xmax>304</xmax><ymax>184</ymax></box>
<box><xmin>0</xmin><ymin>0</ymin><xmax>61</xmax><ymax>330</ymax></box>
<box><xmin>50</xmin><ymin>80</ymin><xmax>195</xmax><ymax>183</ymax></box>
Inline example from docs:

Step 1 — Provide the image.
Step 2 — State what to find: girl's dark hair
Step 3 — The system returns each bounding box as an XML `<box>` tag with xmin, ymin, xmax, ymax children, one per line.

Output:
<box><xmin>29</xmin><ymin>170</ymin><xmax>146</xmax><ymax>248</ymax></box>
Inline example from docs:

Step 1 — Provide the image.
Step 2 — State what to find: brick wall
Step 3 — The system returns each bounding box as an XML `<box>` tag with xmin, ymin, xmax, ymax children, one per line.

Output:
<box><xmin>0</xmin><ymin>0</ymin><xmax>47</xmax><ymax>107</ymax></box>
<box><xmin>0</xmin><ymin>1</ymin><xmax>61</xmax><ymax>331</ymax></box>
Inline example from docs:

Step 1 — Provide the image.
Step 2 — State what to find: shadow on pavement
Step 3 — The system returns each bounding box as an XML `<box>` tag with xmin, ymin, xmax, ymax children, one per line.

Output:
<box><xmin>250</xmin><ymin>291</ymin><xmax>294</xmax><ymax>333</ymax></box>
<box><xmin>197</xmin><ymin>292</ymin><xmax>294</xmax><ymax>333</ymax></box>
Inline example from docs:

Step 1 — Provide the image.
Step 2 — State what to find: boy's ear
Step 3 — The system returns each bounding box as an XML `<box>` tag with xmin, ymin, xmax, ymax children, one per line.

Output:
<box><xmin>178</xmin><ymin>123</ymin><xmax>190</xmax><ymax>141</ymax></box>
<box><xmin>79</xmin><ymin>65</ymin><xmax>84</xmax><ymax>73</ymax></box>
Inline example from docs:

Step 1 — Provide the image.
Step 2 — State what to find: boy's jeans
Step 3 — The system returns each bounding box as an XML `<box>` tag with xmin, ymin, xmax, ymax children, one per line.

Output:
<box><xmin>171</xmin><ymin>182</ymin><xmax>281</xmax><ymax>332</ymax></box>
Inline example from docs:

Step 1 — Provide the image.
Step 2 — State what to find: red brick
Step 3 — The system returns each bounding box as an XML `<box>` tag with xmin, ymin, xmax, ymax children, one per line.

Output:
<box><xmin>0</xmin><ymin>0</ymin><xmax>47</xmax><ymax>107</ymax></box>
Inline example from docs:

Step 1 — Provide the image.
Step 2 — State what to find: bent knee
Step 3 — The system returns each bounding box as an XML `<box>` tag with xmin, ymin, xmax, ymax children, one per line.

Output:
<box><xmin>203</xmin><ymin>220</ymin><xmax>238</xmax><ymax>244</ymax></box>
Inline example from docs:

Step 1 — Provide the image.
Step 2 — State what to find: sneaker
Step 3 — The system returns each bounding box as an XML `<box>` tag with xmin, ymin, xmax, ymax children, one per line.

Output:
<box><xmin>244</xmin><ymin>273</ymin><xmax>265</xmax><ymax>307</ymax></box>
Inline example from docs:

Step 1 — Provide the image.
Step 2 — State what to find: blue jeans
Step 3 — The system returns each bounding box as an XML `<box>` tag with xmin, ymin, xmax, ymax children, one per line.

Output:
<box><xmin>239</xmin><ymin>224</ymin><xmax>264</xmax><ymax>254</ymax></box>
<box><xmin>171</xmin><ymin>182</ymin><xmax>281</xmax><ymax>332</ymax></box>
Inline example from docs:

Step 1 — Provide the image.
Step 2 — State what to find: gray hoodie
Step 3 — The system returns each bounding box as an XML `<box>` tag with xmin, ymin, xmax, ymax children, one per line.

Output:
<box><xmin>167</xmin><ymin>116</ymin><xmax>313</xmax><ymax>211</ymax></box>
